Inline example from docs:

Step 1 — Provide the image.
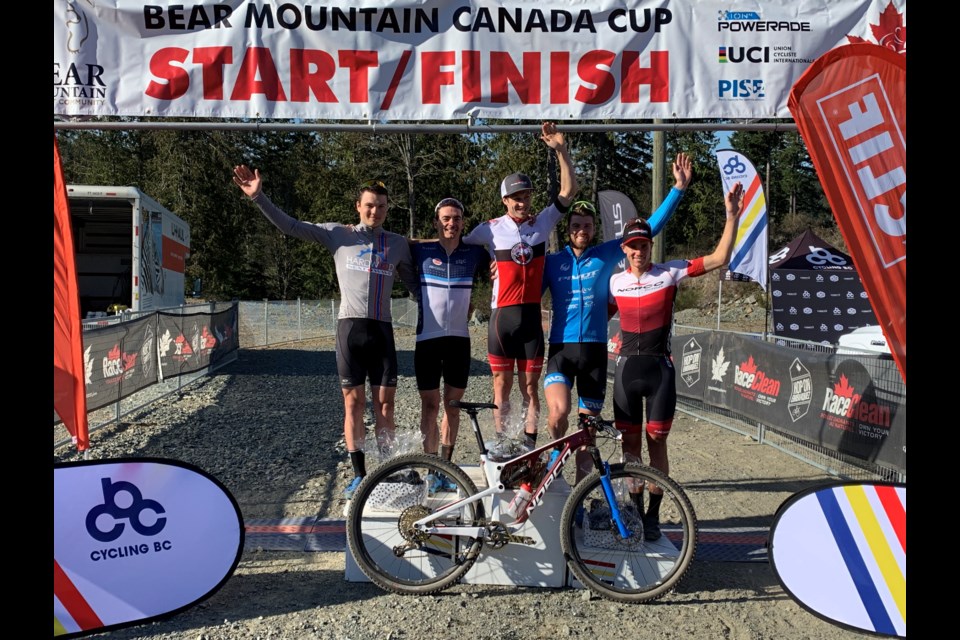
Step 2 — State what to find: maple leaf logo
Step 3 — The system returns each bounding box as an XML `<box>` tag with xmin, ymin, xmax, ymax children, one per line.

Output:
<box><xmin>123</xmin><ymin>352</ymin><xmax>138</xmax><ymax>371</ymax></box>
<box><xmin>107</xmin><ymin>344</ymin><xmax>120</xmax><ymax>360</ymax></box>
<box><xmin>84</xmin><ymin>345</ymin><xmax>93</xmax><ymax>385</ymax></box>
<box><xmin>711</xmin><ymin>348</ymin><xmax>730</xmax><ymax>382</ymax></box>
<box><xmin>159</xmin><ymin>329</ymin><xmax>172</xmax><ymax>357</ymax></box>
<box><xmin>740</xmin><ymin>355</ymin><xmax>758</xmax><ymax>374</ymax></box>
<box><xmin>833</xmin><ymin>373</ymin><xmax>856</xmax><ymax>398</ymax></box>
<box><xmin>847</xmin><ymin>1</ymin><xmax>906</xmax><ymax>53</ymax></box>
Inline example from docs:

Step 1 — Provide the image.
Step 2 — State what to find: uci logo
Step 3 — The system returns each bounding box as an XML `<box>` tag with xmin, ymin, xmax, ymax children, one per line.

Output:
<box><xmin>86</xmin><ymin>477</ymin><xmax>167</xmax><ymax>542</ymax></box>
<box><xmin>722</xmin><ymin>156</ymin><xmax>746</xmax><ymax>176</ymax></box>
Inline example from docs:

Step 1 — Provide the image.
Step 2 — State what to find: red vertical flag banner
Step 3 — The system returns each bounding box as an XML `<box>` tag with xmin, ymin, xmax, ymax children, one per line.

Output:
<box><xmin>788</xmin><ymin>43</ymin><xmax>906</xmax><ymax>384</ymax></box>
<box><xmin>53</xmin><ymin>133</ymin><xmax>89</xmax><ymax>451</ymax></box>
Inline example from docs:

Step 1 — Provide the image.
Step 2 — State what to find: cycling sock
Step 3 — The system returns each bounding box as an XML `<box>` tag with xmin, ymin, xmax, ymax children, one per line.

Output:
<box><xmin>647</xmin><ymin>492</ymin><xmax>663</xmax><ymax>519</ymax></box>
<box><xmin>440</xmin><ymin>444</ymin><xmax>454</xmax><ymax>461</ymax></box>
<box><xmin>349</xmin><ymin>450</ymin><xmax>366</xmax><ymax>478</ymax></box>
<box><xmin>523</xmin><ymin>431</ymin><xmax>537</xmax><ymax>445</ymax></box>
<box><xmin>630</xmin><ymin>491</ymin><xmax>645</xmax><ymax>514</ymax></box>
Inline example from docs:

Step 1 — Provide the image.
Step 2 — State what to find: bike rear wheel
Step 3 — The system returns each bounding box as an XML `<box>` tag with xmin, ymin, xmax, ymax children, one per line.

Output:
<box><xmin>560</xmin><ymin>462</ymin><xmax>697</xmax><ymax>603</ymax></box>
<box><xmin>346</xmin><ymin>453</ymin><xmax>485</xmax><ymax>595</ymax></box>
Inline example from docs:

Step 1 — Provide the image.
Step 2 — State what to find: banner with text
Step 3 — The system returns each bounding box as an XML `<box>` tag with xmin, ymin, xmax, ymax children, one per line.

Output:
<box><xmin>674</xmin><ymin>331</ymin><xmax>905</xmax><ymax>473</ymax></box>
<box><xmin>788</xmin><ymin>43</ymin><xmax>906</xmax><ymax>384</ymax></box>
<box><xmin>54</xmin><ymin>459</ymin><xmax>243</xmax><ymax>637</ymax></box>
<box><xmin>54</xmin><ymin>0</ymin><xmax>905</xmax><ymax>121</ymax></box>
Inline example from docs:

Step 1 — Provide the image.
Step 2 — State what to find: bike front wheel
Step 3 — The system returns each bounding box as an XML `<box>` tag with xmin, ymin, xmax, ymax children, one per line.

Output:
<box><xmin>560</xmin><ymin>462</ymin><xmax>698</xmax><ymax>603</ymax></box>
<box><xmin>346</xmin><ymin>453</ymin><xmax>485</xmax><ymax>595</ymax></box>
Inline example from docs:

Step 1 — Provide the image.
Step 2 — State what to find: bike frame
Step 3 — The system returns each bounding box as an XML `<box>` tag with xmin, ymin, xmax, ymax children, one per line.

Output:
<box><xmin>412</xmin><ymin>405</ymin><xmax>634</xmax><ymax>540</ymax></box>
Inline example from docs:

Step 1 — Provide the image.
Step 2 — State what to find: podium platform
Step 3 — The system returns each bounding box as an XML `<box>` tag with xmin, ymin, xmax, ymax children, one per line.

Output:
<box><xmin>345</xmin><ymin>464</ymin><xmax>682</xmax><ymax>589</ymax></box>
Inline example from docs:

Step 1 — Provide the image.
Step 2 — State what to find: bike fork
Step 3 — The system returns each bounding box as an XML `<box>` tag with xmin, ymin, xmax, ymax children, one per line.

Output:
<box><xmin>592</xmin><ymin>450</ymin><xmax>633</xmax><ymax>539</ymax></box>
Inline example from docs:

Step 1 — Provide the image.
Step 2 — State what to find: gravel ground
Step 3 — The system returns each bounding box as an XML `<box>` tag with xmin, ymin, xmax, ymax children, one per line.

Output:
<box><xmin>54</xmin><ymin>307</ymin><xmax>869</xmax><ymax>640</ymax></box>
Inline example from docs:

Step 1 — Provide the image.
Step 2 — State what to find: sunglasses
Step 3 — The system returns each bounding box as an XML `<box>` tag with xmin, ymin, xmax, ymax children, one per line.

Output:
<box><xmin>435</xmin><ymin>197</ymin><xmax>465</xmax><ymax>213</ymax></box>
<box><xmin>361</xmin><ymin>179</ymin><xmax>386</xmax><ymax>189</ymax></box>
<box><xmin>571</xmin><ymin>200</ymin><xmax>597</xmax><ymax>216</ymax></box>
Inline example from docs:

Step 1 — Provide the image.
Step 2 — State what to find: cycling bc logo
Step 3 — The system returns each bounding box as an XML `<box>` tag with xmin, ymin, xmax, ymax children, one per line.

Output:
<box><xmin>86</xmin><ymin>477</ymin><xmax>167</xmax><ymax>542</ymax></box>
<box><xmin>722</xmin><ymin>155</ymin><xmax>746</xmax><ymax>176</ymax></box>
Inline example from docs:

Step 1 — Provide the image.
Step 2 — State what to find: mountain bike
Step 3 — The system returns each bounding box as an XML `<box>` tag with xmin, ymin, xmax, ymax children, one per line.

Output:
<box><xmin>345</xmin><ymin>401</ymin><xmax>698</xmax><ymax>603</ymax></box>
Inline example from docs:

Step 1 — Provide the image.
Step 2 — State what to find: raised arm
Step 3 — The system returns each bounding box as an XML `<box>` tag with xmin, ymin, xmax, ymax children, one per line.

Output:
<box><xmin>540</xmin><ymin>121</ymin><xmax>578</xmax><ymax>207</ymax></box>
<box><xmin>648</xmin><ymin>152</ymin><xmax>692</xmax><ymax>236</ymax></box>
<box><xmin>233</xmin><ymin>164</ymin><xmax>262</xmax><ymax>198</ymax></box>
<box><xmin>702</xmin><ymin>182</ymin><xmax>745</xmax><ymax>273</ymax></box>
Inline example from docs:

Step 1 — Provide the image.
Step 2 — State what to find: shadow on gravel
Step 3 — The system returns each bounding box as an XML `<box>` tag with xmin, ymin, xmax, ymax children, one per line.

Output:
<box><xmin>97</xmin><ymin>566</ymin><xmax>387</xmax><ymax>638</ymax></box>
<box><xmin>670</xmin><ymin>561</ymin><xmax>790</xmax><ymax>604</ymax></box>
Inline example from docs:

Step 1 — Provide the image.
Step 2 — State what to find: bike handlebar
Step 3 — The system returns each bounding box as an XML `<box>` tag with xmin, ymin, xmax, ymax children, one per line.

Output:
<box><xmin>578</xmin><ymin>414</ymin><xmax>622</xmax><ymax>440</ymax></box>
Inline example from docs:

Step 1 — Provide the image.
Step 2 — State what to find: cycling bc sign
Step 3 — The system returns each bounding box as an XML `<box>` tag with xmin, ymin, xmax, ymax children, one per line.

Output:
<box><xmin>54</xmin><ymin>459</ymin><xmax>244</xmax><ymax>638</ymax></box>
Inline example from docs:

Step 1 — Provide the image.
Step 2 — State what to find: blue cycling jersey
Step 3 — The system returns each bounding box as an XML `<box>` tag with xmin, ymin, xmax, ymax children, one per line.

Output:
<box><xmin>543</xmin><ymin>187</ymin><xmax>684</xmax><ymax>344</ymax></box>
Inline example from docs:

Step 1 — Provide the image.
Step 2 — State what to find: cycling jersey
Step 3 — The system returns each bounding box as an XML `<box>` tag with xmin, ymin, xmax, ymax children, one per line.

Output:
<box><xmin>252</xmin><ymin>192</ymin><xmax>419</xmax><ymax>321</ymax></box>
<box><xmin>412</xmin><ymin>241</ymin><xmax>489</xmax><ymax>341</ymax></box>
<box><xmin>543</xmin><ymin>187</ymin><xmax>684</xmax><ymax>344</ymax></box>
<box><xmin>463</xmin><ymin>202</ymin><xmax>568</xmax><ymax>309</ymax></box>
<box><xmin>608</xmin><ymin>257</ymin><xmax>707</xmax><ymax>356</ymax></box>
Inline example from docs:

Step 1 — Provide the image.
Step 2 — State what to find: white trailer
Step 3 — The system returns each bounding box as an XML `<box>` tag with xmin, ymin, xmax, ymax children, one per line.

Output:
<box><xmin>66</xmin><ymin>185</ymin><xmax>191</xmax><ymax>315</ymax></box>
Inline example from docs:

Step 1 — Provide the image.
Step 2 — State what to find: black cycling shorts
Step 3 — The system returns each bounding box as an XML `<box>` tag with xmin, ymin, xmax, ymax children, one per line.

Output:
<box><xmin>414</xmin><ymin>336</ymin><xmax>471</xmax><ymax>391</ymax></box>
<box><xmin>335</xmin><ymin>318</ymin><xmax>398</xmax><ymax>388</ymax></box>
<box><xmin>612</xmin><ymin>354</ymin><xmax>676</xmax><ymax>436</ymax></box>
<box><xmin>488</xmin><ymin>304</ymin><xmax>545</xmax><ymax>374</ymax></box>
<box><xmin>543</xmin><ymin>342</ymin><xmax>608</xmax><ymax>412</ymax></box>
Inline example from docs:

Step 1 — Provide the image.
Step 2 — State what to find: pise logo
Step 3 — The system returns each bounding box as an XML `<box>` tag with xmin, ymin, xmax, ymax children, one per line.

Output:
<box><xmin>719</xmin><ymin>79</ymin><xmax>765</xmax><ymax>99</ymax></box>
<box><xmin>86</xmin><ymin>478</ymin><xmax>167</xmax><ymax>542</ymax></box>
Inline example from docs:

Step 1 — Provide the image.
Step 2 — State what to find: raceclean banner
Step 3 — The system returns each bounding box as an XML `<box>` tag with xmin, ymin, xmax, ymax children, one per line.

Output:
<box><xmin>54</xmin><ymin>0</ymin><xmax>905</xmax><ymax>121</ymax></box>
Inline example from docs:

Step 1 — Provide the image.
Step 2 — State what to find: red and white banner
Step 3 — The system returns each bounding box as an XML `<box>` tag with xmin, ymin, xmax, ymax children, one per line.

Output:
<box><xmin>788</xmin><ymin>43</ymin><xmax>906</xmax><ymax>383</ymax></box>
<box><xmin>54</xmin><ymin>133</ymin><xmax>89</xmax><ymax>452</ymax></box>
<box><xmin>54</xmin><ymin>459</ymin><xmax>244</xmax><ymax>638</ymax></box>
<box><xmin>54</xmin><ymin>0</ymin><xmax>904</xmax><ymax>121</ymax></box>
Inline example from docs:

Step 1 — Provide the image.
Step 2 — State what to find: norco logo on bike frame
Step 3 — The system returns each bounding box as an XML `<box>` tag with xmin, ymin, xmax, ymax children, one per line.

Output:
<box><xmin>86</xmin><ymin>477</ymin><xmax>167</xmax><ymax>542</ymax></box>
<box><xmin>527</xmin><ymin>449</ymin><xmax>572</xmax><ymax>513</ymax></box>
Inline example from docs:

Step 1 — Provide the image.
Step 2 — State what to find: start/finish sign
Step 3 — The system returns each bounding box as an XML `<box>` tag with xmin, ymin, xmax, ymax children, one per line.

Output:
<box><xmin>53</xmin><ymin>459</ymin><xmax>244</xmax><ymax>638</ymax></box>
<box><xmin>53</xmin><ymin>0</ymin><xmax>905</xmax><ymax>121</ymax></box>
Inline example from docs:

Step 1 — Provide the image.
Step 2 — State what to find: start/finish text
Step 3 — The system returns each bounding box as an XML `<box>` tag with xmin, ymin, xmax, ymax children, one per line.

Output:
<box><xmin>145</xmin><ymin>47</ymin><xmax>670</xmax><ymax>108</ymax></box>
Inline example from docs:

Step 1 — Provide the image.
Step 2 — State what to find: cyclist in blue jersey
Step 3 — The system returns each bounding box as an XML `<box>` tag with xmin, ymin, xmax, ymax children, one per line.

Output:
<box><xmin>541</xmin><ymin>153</ymin><xmax>693</xmax><ymax>480</ymax></box>
<box><xmin>412</xmin><ymin>198</ymin><xmax>489</xmax><ymax>493</ymax></box>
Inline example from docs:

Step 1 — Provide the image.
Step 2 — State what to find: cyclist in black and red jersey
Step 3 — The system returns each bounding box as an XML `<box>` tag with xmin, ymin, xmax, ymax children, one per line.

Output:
<box><xmin>607</xmin><ymin>181</ymin><xmax>744</xmax><ymax>540</ymax></box>
<box><xmin>463</xmin><ymin>122</ymin><xmax>578</xmax><ymax>453</ymax></box>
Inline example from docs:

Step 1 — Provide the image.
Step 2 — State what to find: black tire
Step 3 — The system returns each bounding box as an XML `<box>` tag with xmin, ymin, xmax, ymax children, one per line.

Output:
<box><xmin>346</xmin><ymin>453</ymin><xmax>485</xmax><ymax>595</ymax></box>
<box><xmin>560</xmin><ymin>462</ymin><xmax>697</xmax><ymax>603</ymax></box>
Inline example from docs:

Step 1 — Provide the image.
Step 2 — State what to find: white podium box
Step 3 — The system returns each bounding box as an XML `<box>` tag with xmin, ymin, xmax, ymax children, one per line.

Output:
<box><xmin>565</xmin><ymin>526</ymin><xmax>681</xmax><ymax>590</ymax></box>
<box><xmin>461</xmin><ymin>474</ymin><xmax>570</xmax><ymax>588</ymax></box>
<box><xmin>346</xmin><ymin>464</ymin><xmax>573</xmax><ymax>587</ymax></box>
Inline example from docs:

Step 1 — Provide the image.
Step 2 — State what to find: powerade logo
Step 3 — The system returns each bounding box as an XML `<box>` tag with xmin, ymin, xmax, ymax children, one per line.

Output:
<box><xmin>718</xmin><ymin>10</ymin><xmax>760</xmax><ymax>21</ymax></box>
<box><xmin>719</xmin><ymin>79</ymin><xmax>765</xmax><ymax>100</ymax></box>
<box><xmin>718</xmin><ymin>46</ymin><xmax>769</xmax><ymax>63</ymax></box>
<box><xmin>718</xmin><ymin>10</ymin><xmax>810</xmax><ymax>32</ymax></box>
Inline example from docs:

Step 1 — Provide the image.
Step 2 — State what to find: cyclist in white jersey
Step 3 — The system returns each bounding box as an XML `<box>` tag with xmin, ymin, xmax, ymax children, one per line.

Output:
<box><xmin>411</xmin><ymin>198</ymin><xmax>489</xmax><ymax>493</ymax></box>
<box><xmin>462</xmin><ymin>121</ymin><xmax>578</xmax><ymax>451</ymax></box>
